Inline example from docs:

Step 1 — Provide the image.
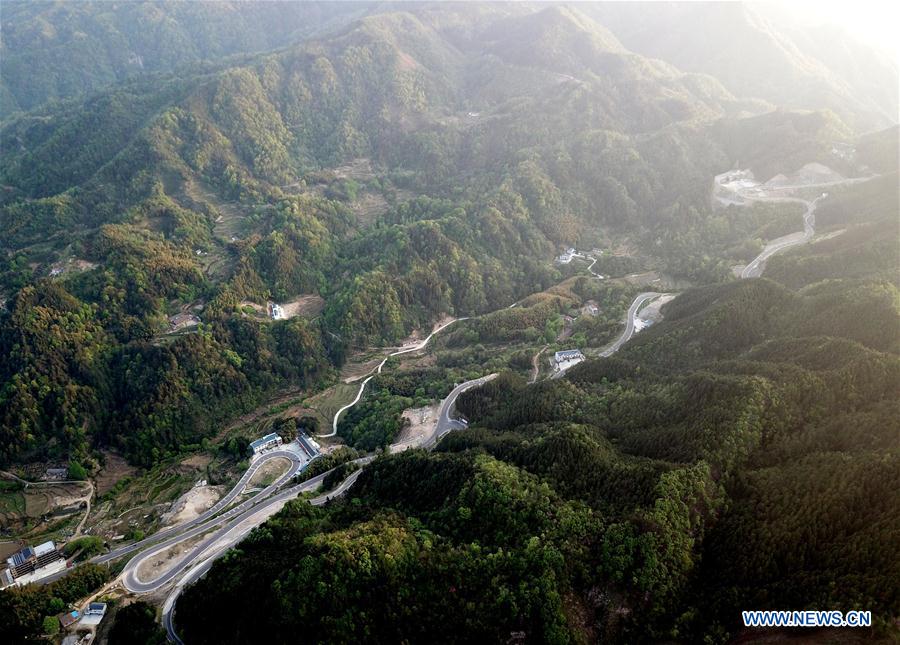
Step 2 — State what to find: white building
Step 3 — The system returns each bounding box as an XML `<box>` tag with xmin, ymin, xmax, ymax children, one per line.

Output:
<box><xmin>555</xmin><ymin>248</ymin><xmax>578</xmax><ymax>265</ymax></box>
<box><xmin>297</xmin><ymin>433</ymin><xmax>321</xmax><ymax>458</ymax></box>
<box><xmin>249</xmin><ymin>432</ymin><xmax>282</xmax><ymax>455</ymax></box>
<box><xmin>554</xmin><ymin>349</ymin><xmax>585</xmax><ymax>372</ymax></box>
<box><xmin>2</xmin><ymin>541</ymin><xmax>66</xmax><ymax>587</ymax></box>
<box><xmin>79</xmin><ymin>602</ymin><xmax>108</xmax><ymax>627</ymax></box>
<box><xmin>269</xmin><ymin>303</ymin><xmax>284</xmax><ymax>320</ymax></box>
<box><xmin>554</xmin><ymin>349</ymin><xmax>584</xmax><ymax>365</ymax></box>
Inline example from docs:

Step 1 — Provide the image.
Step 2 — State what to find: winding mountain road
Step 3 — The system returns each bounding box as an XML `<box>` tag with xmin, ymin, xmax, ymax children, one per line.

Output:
<box><xmin>740</xmin><ymin>195</ymin><xmax>824</xmax><ymax>278</ymax></box>
<box><xmin>129</xmin><ymin>368</ymin><xmax>490</xmax><ymax>641</ymax></box>
<box><xmin>157</xmin><ymin>369</ymin><xmax>489</xmax><ymax>640</ymax></box>
<box><xmin>160</xmin><ymin>468</ymin><xmax>365</xmax><ymax>643</ymax></box>
<box><xmin>121</xmin><ymin>464</ymin><xmax>345</xmax><ymax>593</ymax></box>
<box><xmin>599</xmin><ymin>292</ymin><xmax>662</xmax><ymax>357</ymax></box>
<box><xmin>155</xmin><ymin>170</ymin><xmax>884</xmax><ymax>639</ymax></box>
<box><xmin>422</xmin><ymin>373</ymin><xmax>498</xmax><ymax>449</ymax></box>
<box><xmin>92</xmin><ymin>449</ymin><xmax>304</xmax><ymax>566</ymax></box>
<box><xmin>720</xmin><ymin>170</ymin><xmax>877</xmax><ymax>279</ymax></box>
<box><xmin>320</xmin><ymin>318</ymin><xmax>465</xmax><ymax>437</ymax></box>
<box><xmin>585</xmin><ymin>255</ymin><xmax>604</xmax><ymax>279</ymax></box>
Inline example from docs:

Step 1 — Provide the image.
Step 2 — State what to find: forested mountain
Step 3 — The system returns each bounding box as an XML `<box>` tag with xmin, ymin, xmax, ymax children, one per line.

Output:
<box><xmin>584</xmin><ymin>1</ymin><xmax>898</xmax><ymax>131</ymax></box>
<box><xmin>0</xmin><ymin>2</ymin><xmax>889</xmax><ymax>467</ymax></box>
<box><xmin>177</xmin><ymin>170</ymin><xmax>900</xmax><ymax>642</ymax></box>
<box><xmin>1</xmin><ymin>2</ymin><xmax>898</xmax><ymax>642</ymax></box>
<box><xmin>0</xmin><ymin>0</ymin><xmax>372</xmax><ymax>115</ymax></box>
<box><xmin>0</xmin><ymin>2</ymin><xmax>814</xmax><ymax>466</ymax></box>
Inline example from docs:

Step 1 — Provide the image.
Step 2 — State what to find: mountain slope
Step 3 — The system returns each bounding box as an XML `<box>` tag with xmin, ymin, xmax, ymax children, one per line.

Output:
<box><xmin>0</xmin><ymin>0</ymin><xmax>373</xmax><ymax>115</ymax></box>
<box><xmin>584</xmin><ymin>1</ymin><xmax>898</xmax><ymax>131</ymax></box>
<box><xmin>0</xmin><ymin>4</ymin><xmax>880</xmax><ymax>469</ymax></box>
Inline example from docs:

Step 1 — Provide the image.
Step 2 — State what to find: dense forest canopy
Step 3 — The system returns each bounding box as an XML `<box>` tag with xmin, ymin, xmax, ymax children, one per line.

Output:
<box><xmin>2</xmin><ymin>2</ymin><xmax>887</xmax><ymax>467</ymax></box>
<box><xmin>0</xmin><ymin>3</ymin><xmax>898</xmax><ymax>642</ymax></box>
<box><xmin>178</xmin><ymin>174</ymin><xmax>900</xmax><ymax>641</ymax></box>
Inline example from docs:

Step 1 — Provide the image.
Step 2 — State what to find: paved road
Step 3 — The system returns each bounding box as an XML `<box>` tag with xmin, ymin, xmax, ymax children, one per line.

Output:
<box><xmin>92</xmin><ymin>449</ymin><xmax>303</xmax><ymax>566</ymax></box>
<box><xmin>122</xmin><ymin>464</ymin><xmax>345</xmax><ymax>593</ymax></box>
<box><xmin>585</xmin><ymin>255</ymin><xmax>604</xmax><ymax>279</ymax></box>
<box><xmin>740</xmin><ymin>195</ymin><xmax>823</xmax><ymax>278</ymax></box>
<box><xmin>422</xmin><ymin>374</ymin><xmax>498</xmax><ymax>449</ymax></box>
<box><xmin>718</xmin><ymin>172</ymin><xmax>878</xmax><ymax>280</ymax></box>
<box><xmin>549</xmin><ymin>291</ymin><xmax>663</xmax><ymax>380</ymax></box>
<box><xmin>160</xmin><ymin>372</ymin><xmax>489</xmax><ymax>638</ymax></box>
<box><xmin>599</xmin><ymin>292</ymin><xmax>662</xmax><ymax>357</ymax></box>
<box><xmin>321</xmin><ymin>318</ymin><xmax>466</xmax><ymax>437</ymax></box>
<box><xmin>160</xmin><ymin>468</ymin><xmax>364</xmax><ymax>642</ymax></box>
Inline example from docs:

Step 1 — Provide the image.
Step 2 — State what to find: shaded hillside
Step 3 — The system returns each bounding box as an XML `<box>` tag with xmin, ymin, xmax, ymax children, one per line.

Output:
<box><xmin>0</xmin><ymin>0</ymin><xmax>372</xmax><ymax>115</ymax></box>
<box><xmin>176</xmin><ymin>231</ymin><xmax>900</xmax><ymax>642</ymax></box>
<box><xmin>585</xmin><ymin>1</ymin><xmax>898</xmax><ymax>132</ymax></box>
<box><xmin>0</xmin><ymin>5</ymin><xmax>886</xmax><ymax>469</ymax></box>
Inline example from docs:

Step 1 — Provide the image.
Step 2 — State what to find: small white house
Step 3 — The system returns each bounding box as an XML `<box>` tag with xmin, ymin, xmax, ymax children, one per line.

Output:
<box><xmin>249</xmin><ymin>433</ymin><xmax>282</xmax><ymax>455</ymax></box>
<box><xmin>554</xmin><ymin>349</ymin><xmax>584</xmax><ymax>365</ymax></box>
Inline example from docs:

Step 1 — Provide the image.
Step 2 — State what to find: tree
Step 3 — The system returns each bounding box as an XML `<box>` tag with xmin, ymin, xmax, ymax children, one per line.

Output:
<box><xmin>42</xmin><ymin>615</ymin><xmax>59</xmax><ymax>636</ymax></box>
<box><xmin>68</xmin><ymin>460</ymin><xmax>88</xmax><ymax>480</ymax></box>
<box><xmin>109</xmin><ymin>601</ymin><xmax>166</xmax><ymax>645</ymax></box>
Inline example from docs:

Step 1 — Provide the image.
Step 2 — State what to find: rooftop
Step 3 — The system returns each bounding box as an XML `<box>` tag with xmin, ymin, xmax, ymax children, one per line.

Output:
<box><xmin>9</xmin><ymin>546</ymin><xmax>34</xmax><ymax>566</ymax></box>
<box><xmin>34</xmin><ymin>541</ymin><xmax>56</xmax><ymax>557</ymax></box>
<box><xmin>59</xmin><ymin>610</ymin><xmax>80</xmax><ymax>628</ymax></box>
<box><xmin>249</xmin><ymin>432</ymin><xmax>281</xmax><ymax>450</ymax></box>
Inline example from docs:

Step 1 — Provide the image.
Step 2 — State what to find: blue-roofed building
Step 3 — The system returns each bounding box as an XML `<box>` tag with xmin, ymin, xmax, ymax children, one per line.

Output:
<box><xmin>3</xmin><ymin>540</ymin><xmax>65</xmax><ymax>586</ymax></box>
<box><xmin>297</xmin><ymin>433</ymin><xmax>320</xmax><ymax>458</ymax></box>
<box><xmin>249</xmin><ymin>432</ymin><xmax>282</xmax><ymax>455</ymax></box>
<box><xmin>58</xmin><ymin>610</ymin><xmax>80</xmax><ymax>628</ymax></box>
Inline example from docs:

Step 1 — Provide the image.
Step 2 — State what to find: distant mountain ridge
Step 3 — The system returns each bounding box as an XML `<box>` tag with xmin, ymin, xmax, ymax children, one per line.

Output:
<box><xmin>0</xmin><ymin>1</ymin><xmax>888</xmax><ymax>473</ymax></box>
<box><xmin>583</xmin><ymin>1</ymin><xmax>898</xmax><ymax>131</ymax></box>
<box><xmin>0</xmin><ymin>0</ymin><xmax>373</xmax><ymax>115</ymax></box>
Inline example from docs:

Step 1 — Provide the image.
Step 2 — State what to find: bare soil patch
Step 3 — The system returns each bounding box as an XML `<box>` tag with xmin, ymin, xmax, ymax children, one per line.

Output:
<box><xmin>160</xmin><ymin>484</ymin><xmax>223</xmax><ymax>527</ymax></box>
<box><xmin>136</xmin><ymin>530</ymin><xmax>209</xmax><ymax>581</ymax></box>
<box><xmin>0</xmin><ymin>541</ymin><xmax>23</xmax><ymax>560</ymax></box>
<box><xmin>95</xmin><ymin>451</ymin><xmax>138</xmax><ymax>496</ymax></box>
<box><xmin>180</xmin><ymin>454</ymin><xmax>212</xmax><ymax>470</ymax></box>
<box><xmin>391</xmin><ymin>404</ymin><xmax>440</xmax><ymax>453</ymax></box>
<box><xmin>248</xmin><ymin>457</ymin><xmax>290</xmax><ymax>488</ymax></box>
<box><xmin>23</xmin><ymin>483</ymin><xmax>90</xmax><ymax>517</ymax></box>
<box><xmin>279</xmin><ymin>294</ymin><xmax>325</xmax><ymax>319</ymax></box>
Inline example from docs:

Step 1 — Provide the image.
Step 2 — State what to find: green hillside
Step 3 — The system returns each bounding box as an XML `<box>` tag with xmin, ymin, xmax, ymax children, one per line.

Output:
<box><xmin>1</xmin><ymin>3</ymin><xmax>897</xmax><ymax>643</ymax></box>
<box><xmin>176</xmin><ymin>210</ymin><xmax>900</xmax><ymax>643</ymax></box>
<box><xmin>0</xmin><ymin>0</ymin><xmax>372</xmax><ymax>115</ymax></box>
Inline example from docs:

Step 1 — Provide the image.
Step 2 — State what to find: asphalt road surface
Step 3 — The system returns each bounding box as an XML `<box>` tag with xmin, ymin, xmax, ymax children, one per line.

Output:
<box><xmin>160</xmin><ymin>468</ymin><xmax>364</xmax><ymax>642</ymax></box>
<box><xmin>92</xmin><ymin>449</ymin><xmax>303</xmax><ymax>566</ymax></box>
<box><xmin>122</xmin><ymin>464</ymin><xmax>357</xmax><ymax>593</ymax></box>
<box><xmin>548</xmin><ymin>291</ymin><xmax>662</xmax><ymax>380</ymax></box>
<box><xmin>321</xmin><ymin>317</ymin><xmax>466</xmax><ymax>437</ymax></box>
<box><xmin>161</xmin><ymin>373</ymin><xmax>487</xmax><ymax>639</ymax></box>
<box><xmin>600</xmin><ymin>292</ymin><xmax>662</xmax><ymax>357</ymax></box>
<box><xmin>422</xmin><ymin>374</ymin><xmax>498</xmax><ymax>449</ymax></box>
<box><xmin>741</xmin><ymin>196</ymin><xmax>823</xmax><ymax>278</ymax></box>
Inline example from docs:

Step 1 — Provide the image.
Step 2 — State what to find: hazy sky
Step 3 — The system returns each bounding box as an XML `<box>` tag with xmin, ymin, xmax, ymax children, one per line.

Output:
<box><xmin>767</xmin><ymin>0</ymin><xmax>900</xmax><ymax>62</ymax></box>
